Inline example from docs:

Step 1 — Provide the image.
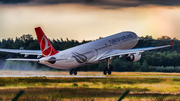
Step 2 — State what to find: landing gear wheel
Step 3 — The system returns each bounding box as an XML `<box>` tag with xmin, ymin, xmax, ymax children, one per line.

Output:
<box><xmin>103</xmin><ymin>57</ymin><xmax>115</xmax><ymax>75</ymax></box>
<box><xmin>69</xmin><ymin>70</ymin><xmax>73</xmax><ymax>75</ymax></box>
<box><xmin>69</xmin><ymin>68</ymin><xmax>78</xmax><ymax>75</ymax></box>
<box><xmin>108</xmin><ymin>69</ymin><xmax>111</xmax><ymax>75</ymax></box>
<box><xmin>103</xmin><ymin>70</ymin><xmax>107</xmax><ymax>75</ymax></box>
<box><xmin>74</xmin><ymin>70</ymin><xmax>77</xmax><ymax>75</ymax></box>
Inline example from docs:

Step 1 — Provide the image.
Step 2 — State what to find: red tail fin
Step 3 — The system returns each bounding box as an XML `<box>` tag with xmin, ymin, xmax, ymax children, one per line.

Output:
<box><xmin>170</xmin><ymin>40</ymin><xmax>174</xmax><ymax>46</ymax></box>
<box><xmin>35</xmin><ymin>27</ymin><xmax>58</xmax><ymax>57</ymax></box>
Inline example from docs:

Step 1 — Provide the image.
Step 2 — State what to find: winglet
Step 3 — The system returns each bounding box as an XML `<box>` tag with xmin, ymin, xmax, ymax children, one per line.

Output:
<box><xmin>170</xmin><ymin>40</ymin><xmax>174</xmax><ymax>46</ymax></box>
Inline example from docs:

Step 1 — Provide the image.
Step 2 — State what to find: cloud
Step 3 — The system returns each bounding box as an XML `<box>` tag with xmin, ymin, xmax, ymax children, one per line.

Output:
<box><xmin>138</xmin><ymin>0</ymin><xmax>180</xmax><ymax>6</ymax></box>
<box><xmin>1</xmin><ymin>4</ymin><xmax>180</xmax><ymax>40</ymax></box>
<box><xmin>0</xmin><ymin>0</ymin><xmax>33</xmax><ymax>4</ymax></box>
<box><xmin>1</xmin><ymin>0</ymin><xmax>180</xmax><ymax>7</ymax></box>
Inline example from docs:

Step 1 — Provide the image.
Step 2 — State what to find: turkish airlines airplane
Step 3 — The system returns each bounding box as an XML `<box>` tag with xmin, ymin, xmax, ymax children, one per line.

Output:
<box><xmin>0</xmin><ymin>27</ymin><xmax>173</xmax><ymax>75</ymax></box>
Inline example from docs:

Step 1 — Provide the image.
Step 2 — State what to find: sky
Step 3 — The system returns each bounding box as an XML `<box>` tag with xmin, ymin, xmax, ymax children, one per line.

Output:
<box><xmin>1</xmin><ymin>0</ymin><xmax>180</xmax><ymax>41</ymax></box>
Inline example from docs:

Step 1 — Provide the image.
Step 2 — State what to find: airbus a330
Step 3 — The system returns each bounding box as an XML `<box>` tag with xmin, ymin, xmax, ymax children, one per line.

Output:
<box><xmin>0</xmin><ymin>27</ymin><xmax>173</xmax><ymax>75</ymax></box>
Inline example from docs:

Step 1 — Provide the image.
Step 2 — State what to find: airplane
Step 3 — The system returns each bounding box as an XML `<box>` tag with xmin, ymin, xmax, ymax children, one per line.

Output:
<box><xmin>0</xmin><ymin>27</ymin><xmax>174</xmax><ymax>75</ymax></box>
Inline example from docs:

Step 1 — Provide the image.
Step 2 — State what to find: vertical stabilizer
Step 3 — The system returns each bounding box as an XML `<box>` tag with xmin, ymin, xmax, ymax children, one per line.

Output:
<box><xmin>35</xmin><ymin>27</ymin><xmax>58</xmax><ymax>57</ymax></box>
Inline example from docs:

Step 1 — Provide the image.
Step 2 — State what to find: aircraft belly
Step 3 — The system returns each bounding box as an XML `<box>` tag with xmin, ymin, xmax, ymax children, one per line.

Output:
<box><xmin>45</xmin><ymin>59</ymin><xmax>80</xmax><ymax>69</ymax></box>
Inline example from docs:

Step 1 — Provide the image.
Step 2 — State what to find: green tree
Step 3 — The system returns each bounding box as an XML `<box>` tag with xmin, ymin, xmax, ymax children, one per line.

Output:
<box><xmin>140</xmin><ymin>60</ymin><xmax>148</xmax><ymax>72</ymax></box>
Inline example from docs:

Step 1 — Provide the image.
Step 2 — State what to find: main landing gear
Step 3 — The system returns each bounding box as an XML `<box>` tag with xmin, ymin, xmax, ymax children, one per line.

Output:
<box><xmin>103</xmin><ymin>58</ymin><xmax>114</xmax><ymax>75</ymax></box>
<box><xmin>69</xmin><ymin>68</ymin><xmax>77</xmax><ymax>75</ymax></box>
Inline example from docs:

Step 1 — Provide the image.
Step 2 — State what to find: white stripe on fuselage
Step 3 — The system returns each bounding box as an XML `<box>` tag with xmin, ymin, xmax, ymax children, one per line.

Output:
<box><xmin>39</xmin><ymin>31</ymin><xmax>138</xmax><ymax>69</ymax></box>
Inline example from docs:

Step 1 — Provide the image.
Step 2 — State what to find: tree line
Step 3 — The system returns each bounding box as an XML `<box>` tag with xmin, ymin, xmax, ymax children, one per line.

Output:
<box><xmin>0</xmin><ymin>34</ymin><xmax>180</xmax><ymax>72</ymax></box>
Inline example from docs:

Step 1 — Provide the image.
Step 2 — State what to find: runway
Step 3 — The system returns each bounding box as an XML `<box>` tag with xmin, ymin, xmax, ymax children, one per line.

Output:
<box><xmin>0</xmin><ymin>71</ymin><xmax>106</xmax><ymax>78</ymax></box>
<box><xmin>0</xmin><ymin>71</ymin><xmax>180</xmax><ymax>78</ymax></box>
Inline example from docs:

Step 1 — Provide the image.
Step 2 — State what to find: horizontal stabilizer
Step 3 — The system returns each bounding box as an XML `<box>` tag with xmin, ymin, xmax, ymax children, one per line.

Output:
<box><xmin>7</xmin><ymin>58</ymin><xmax>39</xmax><ymax>62</ymax></box>
<box><xmin>0</xmin><ymin>49</ymin><xmax>42</xmax><ymax>55</ymax></box>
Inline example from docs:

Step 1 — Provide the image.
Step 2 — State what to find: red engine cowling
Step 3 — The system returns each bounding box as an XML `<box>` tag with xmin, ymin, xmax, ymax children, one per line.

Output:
<box><xmin>126</xmin><ymin>53</ymin><xmax>141</xmax><ymax>62</ymax></box>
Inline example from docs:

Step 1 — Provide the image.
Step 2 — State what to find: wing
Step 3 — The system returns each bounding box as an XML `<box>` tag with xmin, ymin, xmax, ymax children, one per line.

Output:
<box><xmin>0</xmin><ymin>49</ymin><xmax>42</xmax><ymax>56</ymax></box>
<box><xmin>99</xmin><ymin>40</ymin><xmax>174</xmax><ymax>60</ymax></box>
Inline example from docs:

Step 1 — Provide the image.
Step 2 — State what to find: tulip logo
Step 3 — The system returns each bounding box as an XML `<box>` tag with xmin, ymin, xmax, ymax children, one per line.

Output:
<box><xmin>72</xmin><ymin>52</ymin><xmax>87</xmax><ymax>63</ymax></box>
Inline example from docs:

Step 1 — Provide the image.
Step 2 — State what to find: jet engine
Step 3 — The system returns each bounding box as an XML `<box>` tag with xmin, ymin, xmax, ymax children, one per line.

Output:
<box><xmin>126</xmin><ymin>53</ymin><xmax>141</xmax><ymax>62</ymax></box>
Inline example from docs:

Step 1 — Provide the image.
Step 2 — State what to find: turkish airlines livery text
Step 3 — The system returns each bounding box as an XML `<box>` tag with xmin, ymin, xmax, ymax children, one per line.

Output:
<box><xmin>0</xmin><ymin>27</ymin><xmax>174</xmax><ymax>75</ymax></box>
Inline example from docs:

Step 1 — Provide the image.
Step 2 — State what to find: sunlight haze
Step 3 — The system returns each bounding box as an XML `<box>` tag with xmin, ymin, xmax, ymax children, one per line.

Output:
<box><xmin>1</xmin><ymin>1</ymin><xmax>180</xmax><ymax>41</ymax></box>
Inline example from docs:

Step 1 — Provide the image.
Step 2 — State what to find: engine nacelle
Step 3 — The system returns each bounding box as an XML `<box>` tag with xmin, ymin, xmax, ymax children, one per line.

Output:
<box><xmin>126</xmin><ymin>53</ymin><xmax>141</xmax><ymax>62</ymax></box>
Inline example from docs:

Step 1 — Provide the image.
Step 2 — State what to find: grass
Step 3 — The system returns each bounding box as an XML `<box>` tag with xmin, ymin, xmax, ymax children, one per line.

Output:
<box><xmin>0</xmin><ymin>77</ymin><xmax>173</xmax><ymax>91</ymax></box>
<box><xmin>0</xmin><ymin>71</ymin><xmax>180</xmax><ymax>100</ymax></box>
<box><xmin>0</xmin><ymin>88</ymin><xmax>179</xmax><ymax>101</ymax></box>
<box><xmin>0</xmin><ymin>76</ymin><xmax>179</xmax><ymax>92</ymax></box>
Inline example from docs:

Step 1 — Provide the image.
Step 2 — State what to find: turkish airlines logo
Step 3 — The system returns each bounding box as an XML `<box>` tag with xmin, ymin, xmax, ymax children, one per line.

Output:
<box><xmin>40</xmin><ymin>35</ymin><xmax>52</xmax><ymax>57</ymax></box>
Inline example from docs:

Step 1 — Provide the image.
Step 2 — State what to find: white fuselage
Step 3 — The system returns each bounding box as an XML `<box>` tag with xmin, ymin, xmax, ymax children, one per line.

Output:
<box><xmin>39</xmin><ymin>31</ymin><xmax>139</xmax><ymax>69</ymax></box>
